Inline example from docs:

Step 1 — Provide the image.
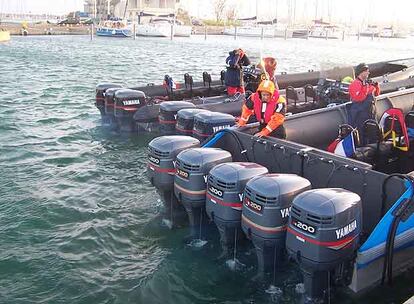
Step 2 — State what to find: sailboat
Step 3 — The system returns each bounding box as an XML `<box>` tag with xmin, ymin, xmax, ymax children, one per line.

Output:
<box><xmin>223</xmin><ymin>0</ymin><xmax>293</xmax><ymax>38</ymax></box>
<box><xmin>308</xmin><ymin>19</ymin><xmax>343</xmax><ymax>39</ymax></box>
<box><xmin>136</xmin><ymin>12</ymin><xmax>191</xmax><ymax>37</ymax></box>
<box><xmin>96</xmin><ymin>0</ymin><xmax>132</xmax><ymax>37</ymax></box>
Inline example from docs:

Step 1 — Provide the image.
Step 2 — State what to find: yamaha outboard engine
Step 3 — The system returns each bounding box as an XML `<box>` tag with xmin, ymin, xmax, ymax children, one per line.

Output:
<box><xmin>147</xmin><ymin>136</ymin><xmax>200</xmax><ymax>227</ymax></box>
<box><xmin>114</xmin><ymin>89</ymin><xmax>146</xmax><ymax>132</ymax></box>
<box><xmin>206</xmin><ymin>162</ymin><xmax>268</xmax><ymax>257</ymax></box>
<box><xmin>174</xmin><ymin>148</ymin><xmax>232</xmax><ymax>240</ymax></box>
<box><xmin>193</xmin><ymin>112</ymin><xmax>235</xmax><ymax>143</ymax></box>
<box><xmin>286</xmin><ymin>188</ymin><xmax>362</xmax><ymax>303</ymax></box>
<box><xmin>176</xmin><ymin>109</ymin><xmax>210</xmax><ymax>136</ymax></box>
<box><xmin>242</xmin><ymin>174</ymin><xmax>311</xmax><ymax>279</ymax></box>
<box><xmin>95</xmin><ymin>83</ymin><xmax>122</xmax><ymax>121</ymax></box>
<box><xmin>104</xmin><ymin>87</ymin><xmax>122</xmax><ymax>126</ymax></box>
<box><xmin>159</xmin><ymin>101</ymin><xmax>196</xmax><ymax>135</ymax></box>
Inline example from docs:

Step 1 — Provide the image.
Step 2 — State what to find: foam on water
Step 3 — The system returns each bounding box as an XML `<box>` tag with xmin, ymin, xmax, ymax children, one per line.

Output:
<box><xmin>187</xmin><ymin>238</ymin><xmax>208</xmax><ymax>248</ymax></box>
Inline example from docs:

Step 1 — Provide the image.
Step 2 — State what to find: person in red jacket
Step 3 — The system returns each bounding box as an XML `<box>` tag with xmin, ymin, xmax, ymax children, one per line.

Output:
<box><xmin>348</xmin><ymin>63</ymin><xmax>381</xmax><ymax>132</ymax></box>
<box><xmin>236</xmin><ymin>80</ymin><xmax>286</xmax><ymax>138</ymax></box>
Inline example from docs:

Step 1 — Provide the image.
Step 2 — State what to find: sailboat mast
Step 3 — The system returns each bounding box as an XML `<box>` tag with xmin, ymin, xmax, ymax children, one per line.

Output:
<box><xmin>293</xmin><ymin>0</ymin><xmax>296</xmax><ymax>25</ymax></box>
<box><xmin>256</xmin><ymin>0</ymin><xmax>259</xmax><ymax>24</ymax></box>
<box><xmin>287</xmin><ymin>0</ymin><xmax>292</xmax><ymax>26</ymax></box>
<box><xmin>94</xmin><ymin>0</ymin><xmax>97</xmax><ymax>19</ymax></box>
<box><xmin>123</xmin><ymin>0</ymin><xmax>129</xmax><ymax>19</ymax></box>
<box><xmin>107</xmin><ymin>0</ymin><xmax>110</xmax><ymax>16</ymax></box>
<box><xmin>275</xmin><ymin>0</ymin><xmax>278</xmax><ymax>23</ymax></box>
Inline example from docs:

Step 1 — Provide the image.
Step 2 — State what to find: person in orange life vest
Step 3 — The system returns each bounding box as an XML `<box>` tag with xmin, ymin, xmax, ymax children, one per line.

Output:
<box><xmin>236</xmin><ymin>80</ymin><xmax>286</xmax><ymax>138</ymax></box>
<box><xmin>225</xmin><ymin>48</ymin><xmax>251</xmax><ymax>96</ymax></box>
<box><xmin>348</xmin><ymin>63</ymin><xmax>381</xmax><ymax>132</ymax></box>
<box><xmin>257</xmin><ymin>57</ymin><xmax>279</xmax><ymax>90</ymax></box>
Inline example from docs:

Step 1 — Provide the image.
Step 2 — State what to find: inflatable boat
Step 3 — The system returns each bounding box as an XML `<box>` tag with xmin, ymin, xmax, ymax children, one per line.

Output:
<box><xmin>95</xmin><ymin>61</ymin><xmax>409</xmax><ymax>125</ymax></box>
<box><xmin>98</xmin><ymin>65</ymin><xmax>414</xmax><ymax>134</ymax></box>
<box><xmin>146</xmin><ymin>87</ymin><xmax>414</xmax><ymax>303</ymax></box>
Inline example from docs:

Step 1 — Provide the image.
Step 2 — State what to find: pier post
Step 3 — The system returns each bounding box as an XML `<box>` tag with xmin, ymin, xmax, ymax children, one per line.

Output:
<box><xmin>234</xmin><ymin>26</ymin><xmax>237</xmax><ymax>40</ymax></box>
<box><xmin>90</xmin><ymin>24</ymin><xmax>94</xmax><ymax>40</ymax></box>
<box><xmin>133</xmin><ymin>23</ymin><xmax>136</xmax><ymax>40</ymax></box>
<box><xmin>342</xmin><ymin>30</ymin><xmax>345</xmax><ymax>41</ymax></box>
<box><xmin>325</xmin><ymin>30</ymin><xmax>328</xmax><ymax>40</ymax></box>
<box><xmin>284</xmin><ymin>27</ymin><xmax>288</xmax><ymax>40</ymax></box>
<box><xmin>204</xmin><ymin>26</ymin><xmax>207</xmax><ymax>40</ymax></box>
<box><xmin>170</xmin><ymin>23</ymin><xmax>174</xmax><ymax>40</ymax></box>
<box><xmin>261</xmin><ymin>27</ymin><xmax>264</xmax><ymax>40</ymax></box>
<box><xmin>371</xmin><ymin>32</ymin><xmax>374</xmax><ymax>40</ymax></box>
<box><xmin>357</xmin><ymin>30</ymin><xmax>360</xmax><ymax>41</ymax></box>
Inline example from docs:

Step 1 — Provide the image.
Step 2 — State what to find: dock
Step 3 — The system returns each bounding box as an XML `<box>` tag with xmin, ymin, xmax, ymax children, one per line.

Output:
<box><xmin>0</xmin><ymin>22</ymin><xmax>91</xmax><ymax>36</ymax></box>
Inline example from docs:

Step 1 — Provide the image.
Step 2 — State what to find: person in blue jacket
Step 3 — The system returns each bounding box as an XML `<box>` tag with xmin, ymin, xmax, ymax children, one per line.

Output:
<box><xmin>224</xmin><ymin>48</ymin><xmax>251</xmax><ymax>95</ymax></box>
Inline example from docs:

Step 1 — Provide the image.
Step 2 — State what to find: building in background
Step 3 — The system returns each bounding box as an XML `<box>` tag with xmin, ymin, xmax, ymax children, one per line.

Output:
<box><xmin>84</xmin><ymin>0</ymin><xmax>180</xmax><ymax>20</ymax></box>
<box><xmin>127</xmin><ymin>0</ymin><xmax>179</xmax><ymax>19</ymax></box>
<box><xmin>84</xmin><ymin>0</ymin><xmax>121</xmax><ymax>19</ymax></box>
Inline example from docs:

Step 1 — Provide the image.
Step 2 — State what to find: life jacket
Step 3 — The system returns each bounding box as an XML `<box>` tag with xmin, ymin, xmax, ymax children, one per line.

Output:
<box><xmin>251</xmin><ymin>90</ymin><xmax>283</xmax><ymax>124</ymax></box>
<box><xmin>379</xmin><ymin>108</ymin><xmax>409</xmax><ymax>151</ymax></box>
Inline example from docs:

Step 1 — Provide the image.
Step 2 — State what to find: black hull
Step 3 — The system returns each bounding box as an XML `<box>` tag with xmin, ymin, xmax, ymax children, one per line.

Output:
<box><xmin>127</xmin><ymin>62</ymin><xmax>406</xmax><ymax>100</ymax></box>
<box><xmin>132</xmin><ymin>75</ymin><xmax>414</xmax><ymax>124</ymax></box>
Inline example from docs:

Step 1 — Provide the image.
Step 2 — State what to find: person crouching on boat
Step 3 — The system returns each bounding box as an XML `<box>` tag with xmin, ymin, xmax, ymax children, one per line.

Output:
<box><xmin>348</xmin><ymin>63</ymin><xmax>381</xmax><ymax>132</ymax></box>
<box><xmin>225</xmin><ymin>48</ymin><xmax>251</xmax><ymax>96</ymax></box>
<box><xmin>236</xmin><ymin>80</ymin><xmax>287</xmax><ymax>138</ymax></box>
<box><xmin>257</xmin><ymin>57</ymin><xmax>279</xmax><ymax>90</ymax></box>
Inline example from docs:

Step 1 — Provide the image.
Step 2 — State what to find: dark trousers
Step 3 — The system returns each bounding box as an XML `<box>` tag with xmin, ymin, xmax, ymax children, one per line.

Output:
<box><xmin>348</xmin><ymin>95</ymin><xmax>374</xmax><ymax>133</ymax></box>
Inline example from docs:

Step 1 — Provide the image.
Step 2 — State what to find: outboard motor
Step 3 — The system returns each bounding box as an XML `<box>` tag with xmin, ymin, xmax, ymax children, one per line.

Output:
<box><xmin>159</xmin><ymin>101</ymin><xmax>196</xmax><ymax>135</ymax></box>
<box><xmin>206</xmin><ymin>162</ymin><xmax>268</xmax><ymax>257</ymax></box>
<box><xmin>114</xmin><ymin>89</ymin><xmax>146</xmax><ymax>132</ymax></box>
<box><xmin>193</xmin><ymin>112</ymin><xmax>236</xmax><ymax>143</ymax></box>
<box><xmin>241</xmin><ymin>174</ymin><xmax>311</xmax><ymax>279</ymax></box>
<box><xmin>147</xmin><ymin>136</ymin><xmax>200</xmax><ymax>227</ymax></box>
<box><xmin>103</xmin><ymin>87</ymin><xmax>122</xmax><ymax>126</ymax></box>
<box><xmin>95</xmin><ymin>83</ymin><xmax>122</xmax><ymax>120</ymax></box>
<box><xmin>174</xmin><ymin>148</ymin><xmax>232</xmax><ymax>240</ymax></box>
<box><xmin>176</xmin><ymin>109</ymin><xmax>210</xmax><ymax>136</ymax></box>
<box><xmin>286</xmin><ymin>188</ymin><xmax>362</xmax><ymax>303</ymax></box>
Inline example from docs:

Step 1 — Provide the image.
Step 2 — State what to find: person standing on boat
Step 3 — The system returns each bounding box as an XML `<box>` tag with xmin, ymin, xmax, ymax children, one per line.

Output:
<box><xmin>236</xmin><ymin>80</ymin><xmax>286</xmax><ymax>138</ymax></box>
<box><xmin>225</xmin><ymin>48</ymin><xmax>251</xmax><ymax>96</ymax></box>
<box><xmin>348</xmin><ymin>63</ymin><xmax>381</xmax><ymax>132</ymax></box>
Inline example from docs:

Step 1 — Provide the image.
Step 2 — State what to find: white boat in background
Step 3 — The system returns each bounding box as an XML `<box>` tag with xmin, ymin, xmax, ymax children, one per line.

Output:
<box><xmin>136</xmin><ymin>18</ymin><xmax>191</xmax><ymax>37</ymax></box>
<box><xmin>308</xmin><ymin>19</ymin><xmax>344</xmax><ymax>39</ymax></box>
<box><xmin>359</xmin><ymin>25</ymin><xmax>408</xmax><ymax>39</ymax></box>
<box><xmin>380</xmin><ymin>26</ymin><xmax>408</xmax><ymax>39</ymax></box>
<box><xmin>308</xmin><ymin>25</ymin><xmax>343</xmax><ymax>39</ymax></box>
<box><xmin>360</xmin><ymin>25</ymin><xmax>380</xmax><ymax>37</ymax></box>
<box><xmin>223</xmin><ymin>25</ymin><xmax>293</xmax><ymax>38</ymax></box>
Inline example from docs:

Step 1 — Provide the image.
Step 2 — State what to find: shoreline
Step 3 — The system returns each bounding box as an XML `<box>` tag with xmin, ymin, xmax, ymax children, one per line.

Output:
<box><xmin>1</xmin><ymin>22</ymin><xmax>226</xmax><ymax>36</ymax></box>
<box><xmin>1</xmin><ymin>22</ymin><xmax>92</xmax><ymax>36</ymax></box>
